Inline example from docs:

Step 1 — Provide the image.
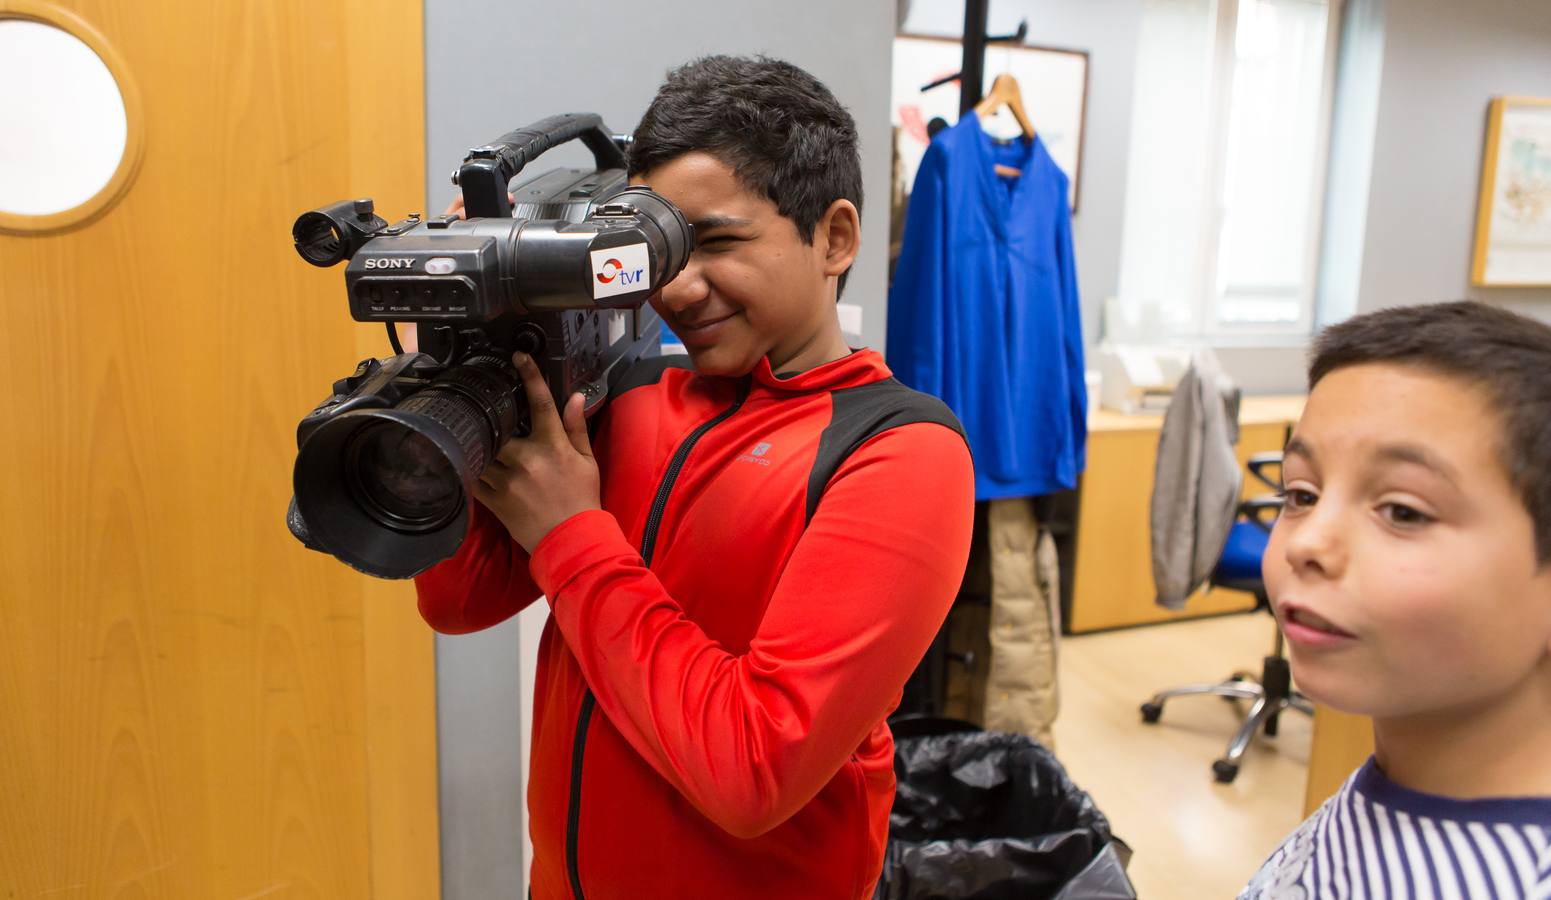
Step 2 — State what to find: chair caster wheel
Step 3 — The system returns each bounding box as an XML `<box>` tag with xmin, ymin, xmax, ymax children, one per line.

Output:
<box><xmin>1140</xmin><ymin>703</ymin><xmax>1163</xmax><ymax>724</ymax></box>
<box><xmin>1213</xmin><ymin>759</ymin><xmax>1239</xmax><ymax>784</ymax></box>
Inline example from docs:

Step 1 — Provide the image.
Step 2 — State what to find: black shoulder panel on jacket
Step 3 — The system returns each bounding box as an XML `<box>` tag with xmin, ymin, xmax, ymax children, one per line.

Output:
<box><xmin>612</xmin><ymin>353</ymin><xmax>694</xmax><ymax>397</ymax></box>
<box><xmin>806</xmin><ymin>378</ymin><xmax>968</xmax><ymax>524</ymax></box>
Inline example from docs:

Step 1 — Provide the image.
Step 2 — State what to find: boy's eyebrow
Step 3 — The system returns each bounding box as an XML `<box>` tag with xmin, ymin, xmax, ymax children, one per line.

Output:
<box><xmin>1287</xmin><ymin>436</ymin><xmax>1462</xmax><ymax>486</ymax></box>
<box><xmin>1373</xmin><ymin>443</ymin><xmax>1463</xmax><ymax>487</ymax></box>
<box><xmin>1284</xmin><ymin>437</ymin><xmax>1316</xmax><ymax>462</ymax></box>
<box><xmin>693</xmin><ymin>215</ymin><xmax>754</xmax><ymax>231</ymax></box>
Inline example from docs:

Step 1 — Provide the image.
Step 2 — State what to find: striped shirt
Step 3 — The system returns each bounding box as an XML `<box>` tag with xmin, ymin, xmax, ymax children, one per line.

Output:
<box><xmin>1241</xmin><ymin>757</ymin><xmax>1551</xmax><ymax>899</ymax></box>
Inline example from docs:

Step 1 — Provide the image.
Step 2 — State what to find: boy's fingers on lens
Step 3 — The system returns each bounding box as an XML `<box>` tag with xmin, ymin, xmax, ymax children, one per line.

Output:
<box><xmin>563</xmin><ymin>393</ymin><xmax>592</xmax><ymax>458</ymax></box>
<box><xmin>512</xmin><ymin>352</ymin><xmax>560</xmax><ymax>439</ymax></box>
<box><xmin>480</xmin><ymin>451</ymin><xmax>516</xmax><ymax>480</ymax></box>
<box><xmin>489</xmin><ymin>441</ymin><xmax>522</xmax><ymax>470</ymax></box>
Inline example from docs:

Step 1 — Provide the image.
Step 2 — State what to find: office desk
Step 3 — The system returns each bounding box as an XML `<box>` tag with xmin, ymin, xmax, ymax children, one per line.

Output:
<box><xmin>1067</xmin><ymin>396</ymin><xmax>1306</xmax><ymax>633</ymax></box>
<box><xmin>1306</xmin><ymin>707</ymin><xmax>1375</xmax><ymax>815</ymax></box>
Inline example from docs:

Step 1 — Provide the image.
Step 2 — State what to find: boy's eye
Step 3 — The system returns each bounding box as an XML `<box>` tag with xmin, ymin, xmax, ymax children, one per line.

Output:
<box><xmin>1280</xmin><ymin>489</ymin><xmax>1318</xmax><ymax>511</ymax></box>
<box><xmin>1379</xmin><ymin>502</ymin><xmax>1432</xmax><ymax>527</ymax></box>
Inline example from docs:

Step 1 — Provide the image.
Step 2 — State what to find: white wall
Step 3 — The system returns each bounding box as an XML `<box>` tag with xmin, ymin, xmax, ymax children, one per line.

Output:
<box><xmin>1354</xmin><ymin>0</ymin><xmax>1551</xmax><ymax>319</ymax></box>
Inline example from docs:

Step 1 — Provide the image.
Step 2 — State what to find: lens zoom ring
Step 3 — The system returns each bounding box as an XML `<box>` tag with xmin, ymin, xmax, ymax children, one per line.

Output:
<box><xmin>437</xmin><ymin>357</ymin><xmax>521</xmax><ymax>438</ymax></box>
<box><xmin>396</xmin><ymin>390</ymin><xmax>493</xmax><ymax>475</ymax></box>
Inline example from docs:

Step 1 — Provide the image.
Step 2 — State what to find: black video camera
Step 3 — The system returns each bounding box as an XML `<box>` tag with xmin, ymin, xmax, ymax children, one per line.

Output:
<box><xmin>286</xmin><ymin>114</ymin><xmax>694</xmax><ymax>579</ymax></box>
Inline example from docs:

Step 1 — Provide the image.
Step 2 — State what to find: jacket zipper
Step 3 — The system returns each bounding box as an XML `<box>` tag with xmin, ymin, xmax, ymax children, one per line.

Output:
<box><xmin>564</xmin><ymin>383</ymin><xmax>749</xmax><ymax>900</ymax></box>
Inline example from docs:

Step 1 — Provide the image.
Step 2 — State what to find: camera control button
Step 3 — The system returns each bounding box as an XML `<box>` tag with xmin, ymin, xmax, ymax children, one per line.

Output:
<box><xmin>424</xmin><ymin>257</ymin><xmax>456</xmax><ymax>275</ymax></box>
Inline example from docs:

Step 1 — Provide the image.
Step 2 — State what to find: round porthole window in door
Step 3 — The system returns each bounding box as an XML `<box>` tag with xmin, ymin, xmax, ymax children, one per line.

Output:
<box><xmin>0</xmin><ymin>2</ymin><xmax>144</xmax><ymax>234</ymax></box>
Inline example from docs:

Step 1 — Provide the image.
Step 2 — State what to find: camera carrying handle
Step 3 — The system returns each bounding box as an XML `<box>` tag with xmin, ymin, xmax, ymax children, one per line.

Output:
<box><xmin>458</xmin><ymin>113</ymin><xmax>628</xmax><ymax>219</ymax></box>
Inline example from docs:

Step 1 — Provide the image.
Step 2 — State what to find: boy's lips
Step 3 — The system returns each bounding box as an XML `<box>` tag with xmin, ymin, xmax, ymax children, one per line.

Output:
<box><xmin>1277</xmin><ymin>601</ymin><xmax>1358</xmax><ymax>648</ymax></box>
<box><xmin>675</xmin><ymin>311</ymin><xmax>738</xmax><ymax>346</ymax></box>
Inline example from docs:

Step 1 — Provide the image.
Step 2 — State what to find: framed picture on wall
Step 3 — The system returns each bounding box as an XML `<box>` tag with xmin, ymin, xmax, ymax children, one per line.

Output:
<box><xmin>1471</xmin><ymin>96</ymin><xmax>1551</xmax><ymax>286</ymax></box>
<box><xmin>891</xmin><ymin>34</ymin><xmax>1089</xmax><ymax>213</ymax></box>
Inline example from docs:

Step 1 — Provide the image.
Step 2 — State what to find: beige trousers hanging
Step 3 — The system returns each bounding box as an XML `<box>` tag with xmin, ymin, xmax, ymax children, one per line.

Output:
<box><xmin>943</xmin><ymin>499</ymin><xmax>1063</xmax><ymax>749</ymax></box>
<box><xmin>985</xmin><ymin>498</ymin><xmax>1062</xmax><ymax>748</ymax></box>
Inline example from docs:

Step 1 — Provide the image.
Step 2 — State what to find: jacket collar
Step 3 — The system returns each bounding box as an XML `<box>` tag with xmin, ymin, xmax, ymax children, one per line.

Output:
<box><xmin>748</xmin><ymin>348</ymin><xmax>892</xmax><ymax>395</ymax></box>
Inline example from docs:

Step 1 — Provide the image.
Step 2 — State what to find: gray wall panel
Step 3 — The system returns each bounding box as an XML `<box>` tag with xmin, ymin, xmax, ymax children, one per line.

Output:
<box><xmin>433</xmin><ymin>618</ymin><xmax>525</xmax><ymax>900</ymax></box>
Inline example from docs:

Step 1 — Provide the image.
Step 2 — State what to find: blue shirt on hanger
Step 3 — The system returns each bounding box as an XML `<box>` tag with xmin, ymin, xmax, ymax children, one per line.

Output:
<box><xmin>886</xmin><ymin>112</ymin><xmax>1087</xmax><ymax>500</ymax></box>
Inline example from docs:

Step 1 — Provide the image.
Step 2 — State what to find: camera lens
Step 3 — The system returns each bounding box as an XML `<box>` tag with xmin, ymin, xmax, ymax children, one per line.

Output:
<box><xmin>292</xmin><ymin>354</ymin><xmax>524</xmax><ymax>578</ymax></box>
<box><xmin>345</xmin><ymin>422</ymin><xmax>462</xmax><ymax>532</ymax></box>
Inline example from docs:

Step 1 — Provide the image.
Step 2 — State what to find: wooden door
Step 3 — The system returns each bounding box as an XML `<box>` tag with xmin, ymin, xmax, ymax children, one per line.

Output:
<box><xmin>0</xmin><ymin>0</ymin><xmax>439</xmax><ymax>896</ymax></box>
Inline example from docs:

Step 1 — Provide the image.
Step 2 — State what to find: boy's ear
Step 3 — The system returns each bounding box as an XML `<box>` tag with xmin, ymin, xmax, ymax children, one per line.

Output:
<box><xmin>815</xmin><ymin>198</ymin><xmax>861</xmax><ymax>278</ymax></box>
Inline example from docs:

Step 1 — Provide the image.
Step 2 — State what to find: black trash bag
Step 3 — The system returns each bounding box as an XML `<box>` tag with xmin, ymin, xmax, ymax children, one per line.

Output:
<box><xmin>875</xmin><ymin>730</ymin><xmax>1138</xmax><ymax>900</ymax></box>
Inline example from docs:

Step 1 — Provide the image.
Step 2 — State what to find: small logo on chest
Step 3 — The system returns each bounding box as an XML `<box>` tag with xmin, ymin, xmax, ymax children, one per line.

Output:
<box><xmin>736</xmin><ymin>442</ymin><xmax>774</xmax><ymax>467</ymax></box>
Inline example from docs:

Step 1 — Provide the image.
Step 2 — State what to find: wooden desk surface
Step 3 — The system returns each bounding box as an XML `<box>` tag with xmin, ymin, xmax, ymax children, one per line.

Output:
<box><xmin>1306</xmin><ymin>707</ymin><xmax>1375</xmax><ymax>815</ymax></box>
<box><xmin>1089</xmin><ymin>395</ymin><xmax>1307</xmax><ymax>433</ymax></box>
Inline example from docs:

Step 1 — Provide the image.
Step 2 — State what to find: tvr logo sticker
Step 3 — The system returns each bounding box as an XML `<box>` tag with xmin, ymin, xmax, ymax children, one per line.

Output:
<box><xmin>591</xmin><ymin>244</ymin><xmax>651</xmax><ymax>300</ymax></box>
<box><xmin>595</xmin><ymin>258</ymin><xmax>646</xmax><ymax>285</ymax></box>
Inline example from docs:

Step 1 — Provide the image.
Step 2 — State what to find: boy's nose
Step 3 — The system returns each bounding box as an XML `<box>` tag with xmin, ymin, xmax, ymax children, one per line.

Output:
<box><xmin>1281</xmin><ymin>506</ymin><xmax>1346</xmax><ymax>580</ymax></box>
<box><xmin>658</xmin><ymin>256</ymin><xmax>709</xmax><ymax>311</ymax></box>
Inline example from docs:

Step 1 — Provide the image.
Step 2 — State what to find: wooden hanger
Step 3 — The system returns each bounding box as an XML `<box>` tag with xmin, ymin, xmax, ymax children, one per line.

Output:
<box><xmin>974</xmin><ymin>73</ymin><xmax>1035</xmax><ymax>140</ymax></box>
<box><xmin>974</xmin><ymin>73</ymin><xmax>1034</xmax><ymax>179</ymax></box>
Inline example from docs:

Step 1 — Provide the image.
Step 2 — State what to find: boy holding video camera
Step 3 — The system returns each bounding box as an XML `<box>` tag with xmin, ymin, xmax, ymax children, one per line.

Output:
<box><xmin>414</xmin><ymin>56</ymin><xmax>975</xmax><ymax>899</ymax></box>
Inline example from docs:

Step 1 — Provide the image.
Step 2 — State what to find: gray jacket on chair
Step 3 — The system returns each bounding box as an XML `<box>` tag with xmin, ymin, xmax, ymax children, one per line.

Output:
<box><xmin>1151</xmin><ymin>350</ymin><xmax>1243</xmax><ymax>609</ymax></box>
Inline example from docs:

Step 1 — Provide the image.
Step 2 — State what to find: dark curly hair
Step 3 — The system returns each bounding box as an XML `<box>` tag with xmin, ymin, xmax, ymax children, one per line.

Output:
<box><xmin>1310</xmin><ymin>300</ymin><xmax>1551</xmax><ymax>562</ymax></box>
<box><xmin>628</xmin><ymin>55</ymin><xmax>863</xmax><ymax>298</ymax></box>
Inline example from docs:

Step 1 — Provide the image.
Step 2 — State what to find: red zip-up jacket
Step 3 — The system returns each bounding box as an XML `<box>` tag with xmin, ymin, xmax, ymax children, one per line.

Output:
<box><xmin>415</xmin><ymin>348</ymin><xmax>974</xmax><ymax>899</ymax></box>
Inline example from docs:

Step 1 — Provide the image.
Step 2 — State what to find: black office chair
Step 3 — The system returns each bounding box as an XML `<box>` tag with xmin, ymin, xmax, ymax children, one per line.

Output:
<box><xmin>1139</xmin><ymin>452</ymin><xmax>1314</xmax><ymax>784</ymax></box>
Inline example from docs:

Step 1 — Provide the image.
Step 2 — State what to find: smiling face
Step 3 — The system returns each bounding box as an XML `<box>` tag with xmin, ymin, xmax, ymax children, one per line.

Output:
<box><xmin>631</xmin><ymin>151</ymin><xmax>857</xmax><ymax>377</ymax></box>
<box><xmin>1263</xmin><ymin>362</ymin><xmax>1551</xmax><ymax>722</ymax></box>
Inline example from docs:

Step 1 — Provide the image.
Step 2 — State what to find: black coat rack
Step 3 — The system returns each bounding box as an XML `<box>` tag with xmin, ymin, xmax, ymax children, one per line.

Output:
<box><xmin>897</xmin><ymin>1</ymin><xmax>1034</xmax><ymax>722</ymax></box>
<box><xmin>919</xmin><ymin>0</ymin><xmax>1029</xmax><ymax>116</ymax></box>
